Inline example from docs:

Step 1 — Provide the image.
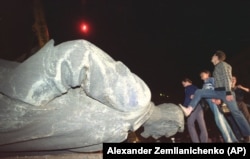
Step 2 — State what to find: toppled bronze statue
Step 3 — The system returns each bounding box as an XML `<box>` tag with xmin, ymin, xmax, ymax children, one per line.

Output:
<box><xmin>0</xmin><ymin>39</ymin><xmax>184</xmax><ymax>152</ymax></box>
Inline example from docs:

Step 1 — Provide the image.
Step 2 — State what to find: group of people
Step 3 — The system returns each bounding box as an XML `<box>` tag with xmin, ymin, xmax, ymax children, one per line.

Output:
<box><xmin>179</xmin><ymin>50</ymin><xmax>250</xmax><ymax>143</ymax></box>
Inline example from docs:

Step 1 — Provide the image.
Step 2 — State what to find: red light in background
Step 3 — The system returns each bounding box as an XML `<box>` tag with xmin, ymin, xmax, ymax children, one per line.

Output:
<box><xmin>80</xmin><ymin>23</ymin><xmax>89</xmax><ymax>33</ymax></box>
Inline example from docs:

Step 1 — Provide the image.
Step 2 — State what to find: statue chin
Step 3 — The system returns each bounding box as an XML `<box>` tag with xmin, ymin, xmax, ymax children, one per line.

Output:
<box><xmin>0</xmin><ymin>39</ymin><xmax>184</xmax><ymax>152</ymax></box>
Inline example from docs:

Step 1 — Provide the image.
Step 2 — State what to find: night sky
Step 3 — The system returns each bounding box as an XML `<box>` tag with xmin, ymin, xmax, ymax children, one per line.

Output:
<box><xmin>1</xmin><ymin>0</ymin><xmax>250</xmax><ymax>104</ymax></box>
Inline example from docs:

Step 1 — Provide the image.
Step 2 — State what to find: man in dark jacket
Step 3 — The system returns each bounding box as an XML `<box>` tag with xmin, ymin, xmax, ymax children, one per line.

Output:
<box><xmin>232</xmin><ymin>76</ymin><xmax>250</xmax><ymax>124</ymax></box>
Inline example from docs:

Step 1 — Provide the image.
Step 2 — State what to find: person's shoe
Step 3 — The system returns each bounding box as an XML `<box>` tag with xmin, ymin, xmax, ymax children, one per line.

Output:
<box><xmin>178</xmin><ymin>104</ymin><xmax>192</xmax><ymax>117</ymax></box>
<box><xmin>243</xmin><ymin>136</ymin><xmax>250</xmax><ymax>143</ymax></box>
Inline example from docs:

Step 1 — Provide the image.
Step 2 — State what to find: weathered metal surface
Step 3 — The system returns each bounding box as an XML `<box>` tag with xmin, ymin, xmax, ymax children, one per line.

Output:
<box><xmin>0</xmin><ymin>39</ymin><xmax>184</xmax><ymax>152</ymax></box>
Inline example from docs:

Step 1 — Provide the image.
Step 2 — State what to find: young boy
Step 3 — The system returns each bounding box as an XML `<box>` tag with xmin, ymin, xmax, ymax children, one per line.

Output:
<box><xmin>200</xmin><ymin>70</ymin><xmax>238</xmax><ymax>142</ymax></box>
<box><xmin>181</xmin><ymin>78</ymin><xmax>208</xmax><ymax>143</ymax></box>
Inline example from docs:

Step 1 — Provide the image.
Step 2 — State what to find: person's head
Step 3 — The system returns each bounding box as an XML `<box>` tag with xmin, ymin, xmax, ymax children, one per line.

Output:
<box><xmin>200</xmin><ymin>70</ymin><xmax>211</xmax><ymax>81</ymax></box>
<box><xmin>181</xmin><ymin>78</ymin><xmax>192</xmax><ymax>87</ymax></box>
<box><xmin>211</xmin><ymin>50</ymin><xmax>226</xmax><ymax>65</ymax></box>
